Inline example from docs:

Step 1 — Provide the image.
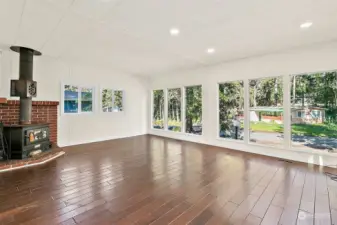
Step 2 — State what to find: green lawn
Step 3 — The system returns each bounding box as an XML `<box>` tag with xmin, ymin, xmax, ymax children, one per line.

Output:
<box><xmin>250</xmin><ymin>122</ymin><xmax>283</xmax><ymax>133</ymax></box>
<box><xmin>292</xmin><ymin>123</ymin><xmax>337</xmax><ymax>138</ymax></box>
<box><xmin>250</xmin><ymin>122</ymin><xmax>337</xmax><ymax>138</ymax></box>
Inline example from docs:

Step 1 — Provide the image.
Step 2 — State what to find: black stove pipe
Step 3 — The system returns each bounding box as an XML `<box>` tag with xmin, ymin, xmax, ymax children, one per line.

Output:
<box><xmin>19</xmin><ymin>48</ymin><xmax>33</xmax><ymax>124</ymax></box>
<box><xmin>10</xmin><ymin>46</ymin><xmax>41</xmax><ymax>125</ymax></box>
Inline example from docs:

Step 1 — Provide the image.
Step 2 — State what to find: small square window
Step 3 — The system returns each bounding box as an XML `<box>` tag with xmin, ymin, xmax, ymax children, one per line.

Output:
<box><xmin>63</xmin><ymin>85</ymin><xmax>94</xmax><ymax>114</ymax></box>
<box><xmin>102</xmin><ymin>89</ymin><xmax>124</xmax><ymax>112</ymax></box>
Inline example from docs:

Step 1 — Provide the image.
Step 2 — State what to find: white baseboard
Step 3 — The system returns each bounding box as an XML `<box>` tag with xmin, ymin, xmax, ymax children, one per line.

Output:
<box><xmin>58</xmin><ymin>132</ymin><xmax>147</xmax><ymax>147</ymax></box>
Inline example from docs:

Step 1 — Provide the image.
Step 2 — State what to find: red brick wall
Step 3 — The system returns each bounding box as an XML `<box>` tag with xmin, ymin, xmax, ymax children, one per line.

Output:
<box><xmin>0</xmin><ymin>100</ymin><xmax>59</xmax><ymax>144</ymax></box>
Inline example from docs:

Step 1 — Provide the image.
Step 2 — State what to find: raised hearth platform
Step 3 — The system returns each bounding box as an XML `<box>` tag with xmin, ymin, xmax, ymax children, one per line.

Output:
<box><xmin>0</xmin><ymin>147</ymin><xmax>65</xmax><ymax>173</ymax></box>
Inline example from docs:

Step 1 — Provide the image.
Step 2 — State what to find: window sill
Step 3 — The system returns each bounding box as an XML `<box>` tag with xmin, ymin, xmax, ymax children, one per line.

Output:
<box><xmin>216</xmin><ymin>137</ymin><xmax>244</xmax><ymax>144</ymax></box>
<box><xmin>150</xmin><ymin>128</ymin><xmax>203</xmax><ymax>137</ymax></box>
<box><xmin>61</xmin><ymin>112</ymin><xmax>94</xmax><ymax>116</ymax></box>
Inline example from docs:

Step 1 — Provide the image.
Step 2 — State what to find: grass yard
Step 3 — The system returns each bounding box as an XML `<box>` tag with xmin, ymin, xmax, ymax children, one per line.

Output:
<box><xmin>250</xmin><ymin>122</ymin><xmax>283</xmax><ymax>133</ymax></box>
<box><xmin>250</xmin><ymin>122</ymin><xmax>337</xmax><ymax>138</ymax></box>
<box><xmin>292</xmin><ymin>123</ymin><xmax>337</xmax><ymax>138</ymax></box>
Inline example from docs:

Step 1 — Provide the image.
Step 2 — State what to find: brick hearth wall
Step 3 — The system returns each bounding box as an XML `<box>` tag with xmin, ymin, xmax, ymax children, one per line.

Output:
<box><xmin>0</xmin><ymin>100</ymin><xmax>59</xmax><ymax>144</ymax></box>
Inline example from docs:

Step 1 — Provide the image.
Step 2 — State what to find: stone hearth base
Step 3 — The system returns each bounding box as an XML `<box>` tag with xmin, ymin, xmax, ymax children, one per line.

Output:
<box><xmin>0</xmin><ymin>148</ymin><xmax>65</xmax><ymax>173</ymax></box>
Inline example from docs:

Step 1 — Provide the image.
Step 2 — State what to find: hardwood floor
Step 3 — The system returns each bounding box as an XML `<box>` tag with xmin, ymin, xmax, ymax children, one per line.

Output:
<box><xmin>0</xmin><ymin>135</ymin><xmax>337</xmax><ymax>225</ymax></box>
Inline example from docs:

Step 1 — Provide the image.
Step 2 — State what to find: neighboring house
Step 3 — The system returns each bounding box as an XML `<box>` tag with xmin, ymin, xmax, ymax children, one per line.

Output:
<box><xmin>291</xmin><ymin>107</ymin><xmax>325</xmax><ymax>124</ymax></box>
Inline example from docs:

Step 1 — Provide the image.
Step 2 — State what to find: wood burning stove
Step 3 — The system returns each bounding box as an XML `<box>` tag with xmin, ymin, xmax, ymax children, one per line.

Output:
<box><xmin>3</xmin><ymin>46</ymin><xmax>51</xmax><ymax>159</ymax></box>
<box><xmin>3</xmin><ymin>124</ymin><xmax>51</xmax><ymax>159</ymax></box>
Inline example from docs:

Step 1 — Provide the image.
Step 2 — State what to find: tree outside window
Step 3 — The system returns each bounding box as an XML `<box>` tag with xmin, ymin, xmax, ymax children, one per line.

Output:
<box><xmin>219</xmin><ymin>81</ymin><xmax>244</xmax><ymax>140</ymax></box>
<box><xmin>168</xmin><ymin>88</ymin><xmax>182</xmax><ymax>132</ymax></box>
<box><xmin>153</xmin><ymin>90</ymin><xmax>164</xmax><ymax>129</ymax></box>
<box><xmin>185</xmin><ymin>86</ymin><xmax>202</xmax><ymax>135</ymax></box>
<box><xmin>102</xmin><ymin>89</ymin><xmax>113</xmax><ymax>112</ymax></box>
<box><xmin>114</xmin><ymin>91</ymin><xmax>123</xmax><ymax>112</ymax></box>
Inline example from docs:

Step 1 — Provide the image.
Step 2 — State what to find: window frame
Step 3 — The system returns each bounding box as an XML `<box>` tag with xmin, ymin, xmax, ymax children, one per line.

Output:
<box><xmin>100</xmin><ymin>88</ymin><xmax>125</xmax><ymax>113</ymax></box>
<box><xmin>151</xmin><ymin>89</ymin><xmax>165</xmax><ymax>130</ymax></box>
<box><xmin>217</xmin><ymin>80</ymin><xmax>245</xmax><ymax>142</ymax></box>
<box><xmin>312</xmin><ymin>110</ymin><xmax>321</xmax><ymax>118</ymax></box>
<box><xmin>149</xmin><ymin>69</ymin><xmax>337</xmax><ymax>157</ymax></box>
<box><xmin>80</xmin><ymin>87</ymin><xmax>95</xmax><ymax>114</ymax></box>
<box><xmin>247</xmin><ymin>76</ymin><xmax>285</xmax><ymax>147</ymax></box>
<box><xmin>166</xmin><ymin>87</ymin><xmax>183</xmax><ymax>133</ymax></box>
<box><xmin>184</xmin><ymin>85</ymin><xmax>203</xmax><ymax>136</ymax></box>
<box><xmin>113</xmin><ymin>90</ymin><xmax>125</xmax><ymax>112</ymax></box>
<box><xmin>61</xmin><ymin>84</ymin><xmax>95</xmax><ymax>115</ymax></box>
<box><xmin>296</xmin><ymin>110</ymin><xmax>305</xmax><ymax>118</ymax></box>
<box><xmin>289</xmin><ymin>70</ymin><xmax>337</xmax><ymax>153</ymax></box>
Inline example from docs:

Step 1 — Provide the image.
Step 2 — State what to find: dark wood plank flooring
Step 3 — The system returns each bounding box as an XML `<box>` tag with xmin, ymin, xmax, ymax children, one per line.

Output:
<box><xmin>1</xmin><ymin>135</ymin><xmax>337</xmax><ymax>225</ymax></box>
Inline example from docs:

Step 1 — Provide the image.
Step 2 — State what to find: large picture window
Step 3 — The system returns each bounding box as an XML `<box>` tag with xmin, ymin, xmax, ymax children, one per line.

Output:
<box><xmin>63</xmin><ymin>85</ymin><xmax>94</xmax><ymax>114</ymax></box>
<box><xmin>291</xmin><ymin>71</ymin><xmax>337</xmax><ymax>152</ymax></box>
<box><xmin>249</xmin><ymin>77</ymin><xmax>283</xmax><ymax>146</ymax></box>
<box><xmin>168</xmin><ymin>88</ymin><xmax>182</xmax><ymax>132</ymax></box>
<box><xmin>219</xmin><ymin>81</ymin><xmax>244</xmax><ymax>140</ymax></box>
<box><xmin>152</xmin><ymin>90</ymin><xmax>164</xmax><ymax>129</ymax></box>
<box><xmin>185</xmin><ymin>85</ymin><xmax>202</xmax><ymax>135</ymax></box>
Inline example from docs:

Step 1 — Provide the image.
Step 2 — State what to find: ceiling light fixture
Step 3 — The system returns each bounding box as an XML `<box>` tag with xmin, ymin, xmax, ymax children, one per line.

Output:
<box><xmin>300</xmin><ymin>21</ymin><xmax>313</xmax><ymax>29</ymax></box>
<box><xmin>170</xmin><ymin>28</ymin><xmax>180</xmax><ymax>36</ymax></box>
<box><xmin>206</xmin><ymin>48</ymin><xmax>215</xmax><ymax>54</ymax></box>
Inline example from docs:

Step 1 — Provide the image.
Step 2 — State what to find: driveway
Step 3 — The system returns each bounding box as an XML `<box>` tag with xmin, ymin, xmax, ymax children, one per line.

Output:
<box><xmin>250</xmin><ymin>131</ymin><xmax>337</xmax><ymax>151</ymax></box>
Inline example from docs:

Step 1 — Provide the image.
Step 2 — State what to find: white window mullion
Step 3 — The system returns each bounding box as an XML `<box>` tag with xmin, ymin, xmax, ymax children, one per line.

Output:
<box><xmin>164</xmin><ymin>89</ymin><xmax>168</xmax><ymax>130</ymax></box>
<box><xmin>61</xmin><ymin>84</ymin><xmax>65</xmax><ymax>114</ymax></box>
<box><xmin>216</xmin><ymin>82</ymin><xmax>220</xmax><ymax>139</ymax></box>
<box><xmin>244</xmin><ymin>79</ymin><xmax>249</xmax><ymax>144</ymax></box>
<box><xmin>182</xmin><ymin>87</ymin><xmax>186</xmax><ymax>133</ymax></box>
<box><xmin>180</xmin><ymin>87</ymin><xmax>183</xmax><ymax>132</ymax></box>
<box><xmin>150</xmin><ymin>90</ymin><xmax>154</xmax><ymax>129</ymax></box>
<box><xmin>283</xmin><ymin>75</ymin><xmax>291</xmax><ymax>149</ymax></box>
<box><xmin>78</xmin><ymin>87</ymin><xmax>82</xmax><ymax>113</ymax></box>
<box><xmin>112</xmin><ymin>89</ymin><xmax>115</xmax><ymax>112</ymax></box>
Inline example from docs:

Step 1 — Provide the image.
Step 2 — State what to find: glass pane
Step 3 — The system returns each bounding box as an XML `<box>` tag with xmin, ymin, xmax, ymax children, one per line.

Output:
<box><xmin>249</xmin><ymin>77</ymin><xmax>283</xmax><ymax>146</ymax></box>
<box><xmin>219</xmin><ymin>81</ymin><xmax>244</xmax><ymax>140</ymax></box>
<box><xmin>168</xmin><ymin>88</ymin><xmax>182</xmax><ymax>132</ymax></box>
<box><xmin>81</xmin><ymin>88</ymin><xmax>93</xmax><ymax>112</ymax></box>
<box><xmin>113</xmin><ymin>91</ymin><xmax>123</xmax><ymax>112</ymax></box>
<box><xmin>291</xmin><ymin>72</ymin><xmax>337</xmax><ymax>153</ymax></box>
<box><xmin>64</xmin><ymin>85</ymin><xmax>78</xmax><ymax>113</ymax></box>
<box><xmin>102</xmin><ymin>89</ymin><xmax>113</xmax><ymax>112</ymax></box>
<box><xmin>185</xmin><ymin>86</ymin><xmax>202</xmax><ymax>135</ymax></box>
<box><xmin>153</xmin><ymin>90</ymin><xmax>164</xmax><ymax>129</ymax></box>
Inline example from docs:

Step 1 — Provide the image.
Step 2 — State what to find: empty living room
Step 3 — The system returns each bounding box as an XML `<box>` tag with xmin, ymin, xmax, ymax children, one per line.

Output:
<box><xmin>1</xmin><ymin>0</ymin><xmax>337</xmax><ymax>224</ymax></box>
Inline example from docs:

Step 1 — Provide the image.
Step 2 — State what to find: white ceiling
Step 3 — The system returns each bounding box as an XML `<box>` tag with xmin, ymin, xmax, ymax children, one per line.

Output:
<box><xmin>1</xmin><ymin>0</ymin><xmax>337</xmax><ymax>76</ymax></box>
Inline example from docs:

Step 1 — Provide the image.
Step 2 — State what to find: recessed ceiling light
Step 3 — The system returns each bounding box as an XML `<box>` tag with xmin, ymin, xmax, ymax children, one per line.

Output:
<box><xmin>170</xmin><ymin>28</ymin><xmax>180</xmax><ymax>36</ymax></box>
<box><xmin>300</xmin><ymin>21</ymin><xmax>313</xmax><ymax>29</ymax></box>
<box><xmin>206</xmin><ymin>48</ymin><xmax>215</xmax><ymax>54</ymax></box>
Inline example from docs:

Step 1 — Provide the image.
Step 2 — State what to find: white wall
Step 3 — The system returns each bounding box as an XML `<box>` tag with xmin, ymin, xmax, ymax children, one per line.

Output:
<box><xmin>148</xmin><ymin>41</ymin><xmax>337</xmax><ymax>167</ymax></box>
<box><xmin>0</xmin><ymin>50</ymin><xmax>148</xmax><ymax>147</ymax></box>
